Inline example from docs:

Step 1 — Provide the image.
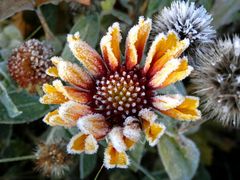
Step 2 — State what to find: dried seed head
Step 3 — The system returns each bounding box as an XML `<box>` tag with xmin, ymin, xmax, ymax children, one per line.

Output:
<box><xmin>8</xmin><ymin>39</ymin><xmax>53</xmax><ymax>92</ymax></box>
<box><xmin>151</xmin><ymin>1</ymin><xmax>216</xmax><ymax>62</ymax></box>
<box><xmin>35</xmin><ymin>140</ymin><xmax>73</xmax><ymax>178</ymax></box>
<box><xmin>191</xmin><ymin>36</ymin><xmax>240</xmax><ymax>128</ymax></box>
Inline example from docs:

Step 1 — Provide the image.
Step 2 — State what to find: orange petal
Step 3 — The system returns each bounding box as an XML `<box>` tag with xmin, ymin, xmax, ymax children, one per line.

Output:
<box><xmin>143</xmin><ymin>31</ymin><xmax>179</xmax><ymax>74</ymax></box>
<box><xmin>104</xmin><ymin>143</ymin><xmax>129</xmax><ymax>169</ymax></box>
<box><xmin>125</xmin><ymin>17</ymin><xmax>151</xmax><ymax>70</ymax></box>
<box><xmin>52</xmin><ymin>80</ymin><xmax>92</xmax><ymax>103</ymax></box>
<box><xmin>51</xmin><ymin>57</ymin><xmax>93</xmax><ymax>89</ymax></box>
<box><xmin>153</xmin><ymin>95</ymin><xmax>201</xmax><ymax>121</ymax></box>
<box><xmin>67</xmin><ymin>32</ymin><xmax>106</xmax><ymax>77</ymax></box>
<box><xmin>108</xmin><ymin>127</ymin><xmax>127</xmax><ymax>152</ymax></box>
<box><xmin>40</xmin><ymin>83</ymin><xmax>67</xmax><ymax>104</ymax></box>
<box><xmin>152</xmin><ymin>94</ymin><xmax>185</xmax><ymax>111</ymax></box>
<box><xmin>159</xmin><ymin>57</ymin><xmax>193</xmax><ymax>88</ymax></box>
<box><xmin>43</xmin><ymin>109</ymin><xmax>69</xmax><ymax>127</ymax></box>
<box><xmin>67</xmin><ymin>133</ymin><xmax>98</xmax><ymax>154</ymax></box>
<box><xmin>123</xmin><ymin>117</ymin><xmax>141</xmax><ymax>142</ymax></box>
<box><xmin>144</xmin><ymin>123</ymin><xmax>165</xmax><ymax>146</ymax></box>
<box><xmin>138</xmin><ymin>108</ymin><xmax>158</xmax><ymax>130</ymax></box>
<box><xmin>144</xmin><ymin>31</ymin><xmax>189</xmax><ymax>77</ymax></box>
<box><xmin>46</xmin><ymin>66</ymin><xmax>58</xmax><ymax>77</ymax></box>
<box><xmin>58</xmin><ymin>101</ymin><xmax>92</xmax><ymax>126</ymax></box>
<box><xmin>77</xmin><ymin>114</ymin><xmax>109</xmax><ymax>140</ymax></box>
<box><xmin>148</xmin><ymin>57</ymin><xmax>193</xmax><ymax>89</ymax></box>
<box><xmin>100</xmin><ymin>22</ymin><xmax>121</xmax><ymax>71</ymax></box>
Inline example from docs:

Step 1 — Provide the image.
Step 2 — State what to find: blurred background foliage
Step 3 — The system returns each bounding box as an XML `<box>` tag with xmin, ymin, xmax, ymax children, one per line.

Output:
<box><xmin>0</xmin><ymin>0</ymin><xmax>240</xmax><ymax>179</ymax></box>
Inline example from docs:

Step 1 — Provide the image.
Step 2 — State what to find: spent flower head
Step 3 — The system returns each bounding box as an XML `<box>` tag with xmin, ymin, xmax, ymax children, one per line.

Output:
<box><xmin>8</xmin><ymin>39</ymin><xmax>53</xmax><ymax>92</ymax></box>
<box><xmin>40</xmin><ymin>17</ymin><xmax>201</xmax><ymax>169</ymax></box>
<box><xmin>191</xmin><ymin>35</ymin><xmax>240</xmax><ymax>128</ymax></box>
<box><xmin>151</xmin><ymin>0</ymin><xmax>216</xmax><ymax>62</ymax></box>
<box><xmin>35</xmin><ymin>140</ymin><xmax>73</xmax><ymax>177</ymax></box>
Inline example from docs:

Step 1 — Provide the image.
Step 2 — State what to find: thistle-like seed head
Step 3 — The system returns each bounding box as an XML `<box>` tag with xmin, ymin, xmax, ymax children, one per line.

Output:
<box><xmin>191</xmin><ymin>35</ymin><xmax>240</xmax><ymax>128</ymax></box>
<box><xmin>8</xmin><ymin>39</ymin><xmax>53</xmax><ymax>92</ymax></box>
<box><xmin>35</xmin><ymin>140</ymin><xmax>73</xmax><ymax>177</ymax></box>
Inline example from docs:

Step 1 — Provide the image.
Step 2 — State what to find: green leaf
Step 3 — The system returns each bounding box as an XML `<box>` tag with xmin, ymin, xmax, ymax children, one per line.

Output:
<box><xmin>211</xmin><ymin>0</ymin><xmax>240</xmax><ymax>28</ymax></box>
<box><xmin>146</xmin><ymin>0</ymin><xmax>172</xmax><ymax>17</ymax></box>
<box><xmin>0</xmin><ymin>82</ymin><xmax>22</xmax><ymax>118</ymax></box>
<box><xmin>129</xmin><ymin>139</ymin><xmax>146</xmax><ymax>172</ymax></box>
<box><xmin>101</xmin><ymin>0</ymin><xmax>116</xmax><ymax>12</ymax></box>
<box><xmin>0</xmin><ymin>90</ymin><xmax>52</xmax><ymax>124</ymax></box>
<box><xmin>111</xmin><ymin>10</ymin><xmax>133</xmax><ymax>25</ymax></box>
<box><xmin>0</xmin><ymin>0</ymin><xmax>34</xmax><ymax>20</ymax></box>
<box><xmin>61</xmin><ymin>13</ymin><xmax>100</xmax><ymax>62</ymax></box>
<box><xmin>80</xmin><ymin>153</ymin><xmax>97</xmax><ymax>179</ymax></box>
<box><xmin>158</xmin><ymin>134</ymin><xmax>200</xmax><ymax>180</ymax></box>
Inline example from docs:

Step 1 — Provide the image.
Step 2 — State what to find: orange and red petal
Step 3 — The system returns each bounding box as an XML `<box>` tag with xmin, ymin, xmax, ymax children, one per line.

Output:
<box><xmin>58</xmin><ymin>101</ymin><xmax>92</xmax><ymax>126</ymax></box>
<box><xmin>52</xmin><ymin>80</ymin><xmax>92</xmax><ymax>104</ymax></box>
<box><xmin>67</xmin><ymin>32</ymin><xmax>106</xmax><ymax>77</ymax></box>
<box><xmin>67</xmin><ymin>133</ymin><xmax>98</xmax><ymax>154</ymax></box>
<box><xmin>144</xmin><ymin>122</ymin><xmax>166</xmax><ymax>146</ymax></box>
<box><xmin>153</xmin><ymin>95</ymin><xmax>201</xmax><ymax>121</ymax></box>
<box><xmin>125</xmin><ymin>17</ymin><xmax>151</xmax><ymax>70</ymax></box>
<box><xmin>100</xmin><ymin>22</ymin><xmax>121</xmax><ymax>71</ymax></box>
<box><xmin>77</xmin><ymin>114</ymin><xmax>110</xmax><ymax>140</ymax></box>
<box><xmin>51</xmin><ymin>57</ymin><xmax>93</xmax><ymax>89</ymax></box>
<box><xmin>104</xmin><ymin>143</ymin><xmax>129</xmax><ymax>169</ymax></box>
<box><xmin>40</xmin><ymin>83</ymin><xmax>68</xmax><ymax>104</ymax></box>
<box><xmin>148</xmin><ymin>57</ymin><xmax>193</xmax><ymax>89</ymax></box>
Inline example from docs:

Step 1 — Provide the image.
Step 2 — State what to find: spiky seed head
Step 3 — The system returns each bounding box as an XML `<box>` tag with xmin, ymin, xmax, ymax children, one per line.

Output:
<box><xmin>35</xmin><ymin>140</ymin><xmax>73</xmax><ymax>178</ymax></box>
<box><xmin>151</xmin><ymin>1</ymin><xmax>216</xmax><ymax>61</ymax></box>
<box><xmin>8</xmin><ymin>39</ymin><xmax>53</xmax><ymax>92</ymax></box>
<box><xmin>191</xmin><ymin>35</ymin><xmax>240</xmax><ymax>128</ymax></box>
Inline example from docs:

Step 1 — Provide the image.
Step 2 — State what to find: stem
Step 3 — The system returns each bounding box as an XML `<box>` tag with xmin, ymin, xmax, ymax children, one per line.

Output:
<box><xmin>35</xmin><ymin>7</ymin><xmax>54</xmax><ymax>40</ymax></box>
<box><xmin>130</xmin><ymin>159</ymin><xmax>155</xmax><ymax>180</ymax></box>
<box><xmin>0</xmin><ymin>155</ymin><xmax>36</xmax><ymax>163</ymax></box>
<box><xmin>94</xmin><ymin>164</ymin><xmax>104</xmax><ymax>180</ymax></box>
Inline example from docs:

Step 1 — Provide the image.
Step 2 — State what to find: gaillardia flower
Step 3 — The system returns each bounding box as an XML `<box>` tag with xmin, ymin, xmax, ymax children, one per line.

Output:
<box><xmin>8</xmin><ymin>39</ymin><xmax>53</xmax><ymax>92</ymax></box>
<box><xmin>151</xmin><ymin>1</ymin><xmax>216</xmax><ymax>61</ymax></box>
<box><xmin>191</xmin><ymin>36</ymin><xmax>240</xmax><ymax>128</ymax></box>
<box><xmin>40</xmin><ymin>17</ymin><xmax>201</xmax><ymax>168</ymax></box>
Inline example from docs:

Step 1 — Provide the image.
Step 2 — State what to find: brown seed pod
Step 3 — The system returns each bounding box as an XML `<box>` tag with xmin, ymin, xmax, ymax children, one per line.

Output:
<box><xmin>8</xmin><ymin>39</ymin><xmax>53</xmax><ymax>92</ymax></box>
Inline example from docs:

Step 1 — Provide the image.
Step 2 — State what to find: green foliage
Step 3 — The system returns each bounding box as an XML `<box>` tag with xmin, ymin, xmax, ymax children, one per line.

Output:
<box><xmin>158</xmin><ymin>134</ymin><xmax>200</xmax><ymax>180</ymax></box>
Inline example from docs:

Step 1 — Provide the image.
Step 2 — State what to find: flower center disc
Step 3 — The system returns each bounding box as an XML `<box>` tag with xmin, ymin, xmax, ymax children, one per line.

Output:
<box><xmin>93</xmin><ymin>67</ymin><xmax>150</xmax><ymax>126</ymax></box>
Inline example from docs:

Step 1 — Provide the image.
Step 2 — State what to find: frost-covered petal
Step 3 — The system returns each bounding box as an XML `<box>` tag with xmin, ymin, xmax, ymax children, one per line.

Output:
<box><xmin>46</xmin><ymin>66</ymin><xmax>58</xmax><ymax>77</ymax></box>
<box><xmin>149</xmin><ymin>57</ymin><xmax>193</xmax><ymax>89</ymax></box>
<box><xmin>144</xmin><ymin>123</ymin><xmax>166</xmax><ymax>146</ymax></box>
<box><xmin>52</xmin><ymin>80</ymin><xmax>92</xmax><ymax>103</ymax></box>
<box><xmin>100</xmin><ymin>22</ymin><xmax>121</xmax><ymax>71</ymax></box>
<box><xmin>104</xmin><ymin>143</ymin><xmax>130</xmax><ymax>169</ymax></box>
<box><xmin>43</xmin><ymin>109</ymin><xmax>65</xmax><ymax>126</ymax></box>
<box><xmin>143</xmin><ymin>31</ymin><xmax>179</xmax><ymax>74</ymax></box>
<box><xmin>144</xmin><ymin>32</ymin><xmax>189</xmax><ymax>77</ymax></box>
<box><xmin>125</xmin><ymin>17</ymin><xmax>151</xmax><ymax>70</ymax></box>
<box><xmin>51</xmin><ymin>57</ymin><xmax>93</xmax><ymax>89</ymax></box>
<box><xmin>123</xmin><ymin>117</ymin><xmax>141</xmax><ymax>142</ymax></box>
<box><xmin>108</xmin><ymin>127</ymin><xmax>127</xmax><ymax>152</ymax></box>
<box><xmin>153</xmin><ymin>95</ymin><xmax>201</xmax><ymax>121</ymax></box>
<box><xmin>77</xmin><ymin>114</ymin><xmax>109</xmax><ymax>140</ymax></box>
<box><xmin>138</xmin><ymin>108</ymin><xmax>158</xmax><ymax>129</ymax></box>
<box><xmin>40</xmin><ymin>83</ymin><xmax>67</xmax><ymax>104</ymax></box>
<box><xmin>67</xmin><ymin>133</ymin><xmax>98</xmax><ymax>154</ymax></box>
<box><xmin>67</xmin><ymin>32</ymin><xmax>106</xmax><ymax>77</ymax></box>
<box><xmin>58</xmin><ymin>101</ymin><xmax>92</xmax><ymax>126</ymax></box>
